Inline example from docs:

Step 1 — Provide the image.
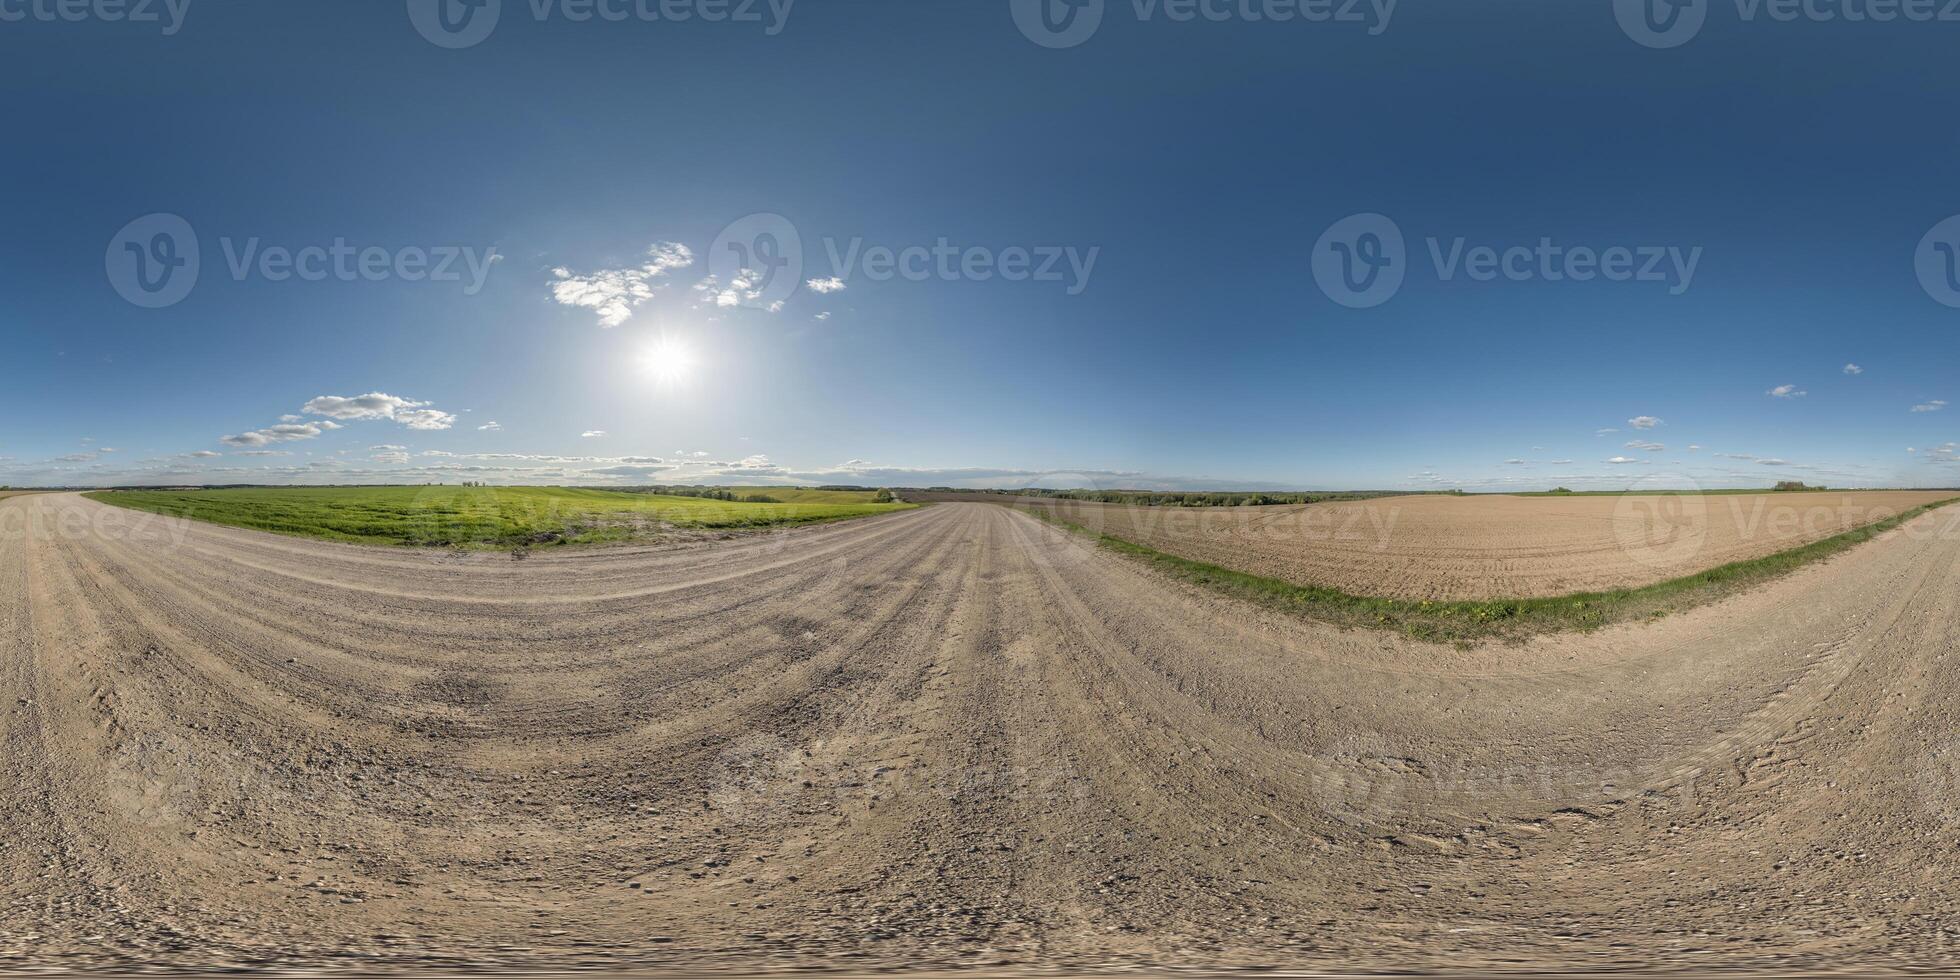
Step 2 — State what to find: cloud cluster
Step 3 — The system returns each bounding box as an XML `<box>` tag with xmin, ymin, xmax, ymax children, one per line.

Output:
<box><xmin>550</xmin><ymin>242</ymin><xmax>695</xmax><ymax>328</ymax></box>
<box><xmin>693</xmin><ymin>270</ymin><xmax>784</xmax><ymax>313</ymax></box>
<box><xmin>302</xmin><ymin>393</ymin><xmax>456</xmax><ymax>430</ymax></box>
<box><xmin>221</xmin><ymin>420</ymin><xmax>343</xmax><ymax>448</ymax></box>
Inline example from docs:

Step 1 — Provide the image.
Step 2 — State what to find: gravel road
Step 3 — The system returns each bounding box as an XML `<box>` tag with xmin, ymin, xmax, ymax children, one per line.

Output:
<box><xmin>5</xmin><ymin>493</ymin><xmax>1959</xmax><ymax>974</ymax></box>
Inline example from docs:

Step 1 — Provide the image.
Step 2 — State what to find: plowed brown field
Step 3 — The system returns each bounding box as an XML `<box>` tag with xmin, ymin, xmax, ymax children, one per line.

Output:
<box><xmin>8</xmin><ymin>492</ymin><xmax>1960</xmax><ymax>974</ymax></box>
<box><xmin>981</xmin><ymin>491</ymin><xmax>1958</xmax><ymax>600</ymax></box>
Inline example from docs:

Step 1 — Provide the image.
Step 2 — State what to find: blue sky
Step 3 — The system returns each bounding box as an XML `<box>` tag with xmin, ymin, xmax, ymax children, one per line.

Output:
<box><xmin>2</xmin><ymin>0</ymin><xmax>1957</xmax><ymax>490</ymax></box>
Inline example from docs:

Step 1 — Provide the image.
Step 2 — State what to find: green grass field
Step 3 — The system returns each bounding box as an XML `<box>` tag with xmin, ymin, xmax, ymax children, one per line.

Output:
<box><xmin>85</xmin><ymin>486</ymin><xmax>915</xmax><ymax>548</ymax></box>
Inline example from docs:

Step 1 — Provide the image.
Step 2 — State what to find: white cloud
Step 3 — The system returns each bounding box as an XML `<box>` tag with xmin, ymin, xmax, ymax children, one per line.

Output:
<box><xmin>1757</xmin><ymin>458</ymin><xmax>1793</xmax><ymax>466</ymax></box>
<box><xmin>693</xmin><ymin>269</ymin><xmax>781</xmax><ymax>311</ymax></box>
<box><xmin>581</xmin><ymin>430</ymin><xmax>607</xmax><ymax>439</ymax></box>
<box><xmin>1843</xmin><ymin>363</ymin><xmax>1863</xmax><ymax>375</ymax></box>
<box><xmin>303</xmin><ymin>393</ymin><xmax>454</xmax><ymax>431</ymax></box>
<box><xmin>1503</xmin><ymin>458</ymin><xmax>1527</xmax><ymax>465</ymax></box>
<box><xmin>220</xmin><ymin>421</ymin><xmax>339</xmax><ymax>447</ymax></box>
<box><xmin>233</xmin><ymin>450</ymin><xmax>291</xmax><ymax>457</ymax></box>
<box><xmin>1604</xmin><ymin>456</ymin><xmax>1645</xmax><ymax>465</ymax></box>
<box><xmin>371</xmin><ymin>450</ymin><xmax>410</xmax><ymax>464</ymax></box>
<box><xmin>1628</xmin><ymin>416</ymin><xmax>1662</xmax><ymax>430</ymax></box>
<box><xmin>813</xmin><ymin>311</ymin><xmax>832</xmax><ymax>321</ymax></box>
<box><xmin>807</xmin><ymin>276</ymin><xmax>846</xmax><ymax>294</ymax></box>
<box><xmin>1766</xmin><ymin>384</ymin><xmax>1806</xmax><ymax>399</ymax></box>
<box><xmin>396</xmin><ymin>408</ymin><xmax>457</xmax><ymax>431</ymax></box>
<box><xmin>189</xmin><ymin>450</ymin><xmax>221</xmax><ymax>458</ymax></box>
<box><xmin>478</xmin><ymin>421</ymin><xmax>501</xmax><ymax>431</ymax></box>
<box><xmin>1910</xmin><ymin>400</ymin><xmax>1947</xmax><ymax>413</ymax></box>
<box><xmin>1624</xmin><ymin>440</ymin><xmax>1666</xmax><ymax>452</ymax></box>
<box><xmin>1594</xmin><ymin>428</ymin><xmax>1619</xmax><ymax>436</ymax></box>
<box><xmin>370</xmin><ymin>444</ymin><xmax>408</xmax><ymax>452</ymax></box>
<box><xmin>550</xmin><ymin>242</ymin><xmax>694</xmax><ymax>328</ymax></box>
<box><xmin>1687</xmin><ymin>444</ymin><xmax>1702</xmax><ymax>451</ymax></box>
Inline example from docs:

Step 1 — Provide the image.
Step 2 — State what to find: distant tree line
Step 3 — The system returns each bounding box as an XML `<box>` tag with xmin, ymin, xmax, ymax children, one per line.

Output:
<box><xmin>1007</xmin><ymin>489</ymin><xmax>1427</xmax><ymax>507</ymax></box>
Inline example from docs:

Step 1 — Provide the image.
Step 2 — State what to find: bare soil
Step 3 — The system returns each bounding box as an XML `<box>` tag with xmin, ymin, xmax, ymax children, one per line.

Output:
<box><xmin>984</xmin><ymin>491</ymin><xmax>1958</xmax><ymax>600</ymax></box>
<box><xmin>6</xmin><ymin>493</ymin><xmax>1960</xmax><ymax>974</ymax></box>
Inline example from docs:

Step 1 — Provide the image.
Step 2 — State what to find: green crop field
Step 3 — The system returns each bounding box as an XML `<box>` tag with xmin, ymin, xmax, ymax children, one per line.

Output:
<box><xmin>85</xmin><ymin>486</ymin><xmax>916</xmax><ymax>548</ymax></box>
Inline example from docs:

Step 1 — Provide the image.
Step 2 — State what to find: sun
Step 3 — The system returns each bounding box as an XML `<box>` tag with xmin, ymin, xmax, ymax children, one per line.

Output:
<box><xmin>639</xmin><ymin>336</ymin><xmax>697</xmax><ymax>386</ymax></box>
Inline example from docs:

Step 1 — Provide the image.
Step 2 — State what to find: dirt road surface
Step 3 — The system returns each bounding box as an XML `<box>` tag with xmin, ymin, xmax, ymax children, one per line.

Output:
<box><xmin>5</xmin><ymin>492</ymin><xmax>1960</xmax><ymax>975</ymax></box>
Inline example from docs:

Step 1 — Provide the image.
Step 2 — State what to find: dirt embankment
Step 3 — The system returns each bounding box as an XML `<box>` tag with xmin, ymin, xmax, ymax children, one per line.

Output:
<box><xmin>6</xmin><ymin>492</ymin><xmax>1960</xmax><ymax>974</ymax></box>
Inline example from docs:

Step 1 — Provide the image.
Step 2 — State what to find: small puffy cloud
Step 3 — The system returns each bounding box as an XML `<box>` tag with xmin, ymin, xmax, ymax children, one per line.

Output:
<box><xmin>370</xmin><ymin>444</ymin><xmax>408</xmax><ymax>452</ymax></box>
<box><xmin>1503</xmin><ymin>458</ymin><xmax>1527</xmax><ymax>465</ymax></box>
<box><xmin>1604</xmin><ymin>456</ymin><xmax>1645</xmax><ymax>465</ymax></box>
<box><xmin>1766</xmin><ymin>384</ymin><xmax>1806</xmax><ymax>399</ymax></box>
<box><xmin>1843</xmin><ymin>363</ymin><xmax>1863</xmax><ymax>375</ymax></box>
<box><xmin>1594</xmin><ymin>428</ymin><xmax>1619</xmax><ymax>436</ymax></box>
<box><xmin>189</xmin><ymin>450</ymin><xmax>221</xmax><ymax>458</ymax></box>
<box><xmin>1910</xmin><ymin>399</ymin><xmax>1947</xmax><ymax>413</ymax></box>
<box><xmin>1757</xmin><ymin>458</ymin><xmax>1793</xmax><ymax>466</ymax></box>
<box><xmin>1687</xmin><ymin>444</ymin><xmax>1702</xmax><ymax>451</ymax></box>
<box><xmin>581</xmin><ymin>430</ymin><xmax>607</xmax><ymax>439</ymax></box>
<box><xmin>478</xmin><ymin>421</ymin><xmax>501</xmax><ymax>431</ymax></box>
<box><xmin>371</xmin><ymin>450</ymin><xmax>410</xmax><ymax>464</ymax></box>
<box><xmin>1624</xmin><ymin>440</ymin><xmax>1666</xmax><ymax>452</ymax></box>
<box><xmin>233</xmin><ymin>450</ymin><xmax>291</xmax><ymax>457</ymax></box>
<box><xmin>550</xmin><ymin>242</ymin><xmax>694</xmax><ymax>328</ymax></box>
<box><xmin>813</xmin><ymin>311</ymin><xmax>832</xmax><ymax>321</ymax></box>
<box><xmin>807</xmin><ymin>276</ymin><xmax>846</xmax><ymax>294</ymax></box>
<box><xmin>1628</xmin><ymin>416</ymin><xmax>1662</xmax><ymax>430</ymax></box>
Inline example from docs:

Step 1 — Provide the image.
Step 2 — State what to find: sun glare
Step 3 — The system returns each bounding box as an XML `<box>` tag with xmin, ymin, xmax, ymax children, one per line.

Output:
<box><xmin>639</xmin><ymin>336</ymin><xmax>697</xmax><ymax>386</ymax></box>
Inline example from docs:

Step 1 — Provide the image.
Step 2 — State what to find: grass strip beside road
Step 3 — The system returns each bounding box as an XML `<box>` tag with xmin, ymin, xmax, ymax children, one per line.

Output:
<box><xmin>1013</xmin><ymin>496</ymin><xmax>1960</xmax><ymax>645</ymax></box>
<box><xmin>85</xmin><ymin>486</ymin><xmax>916</xmax><ymax>549</ymax></box>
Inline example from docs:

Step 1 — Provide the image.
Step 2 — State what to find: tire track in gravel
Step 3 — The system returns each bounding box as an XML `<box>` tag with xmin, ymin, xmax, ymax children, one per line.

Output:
<box><xmin>6</xmin><ymin>493</ymin><xmax>1960</xmax><ymax>973</ymax></box>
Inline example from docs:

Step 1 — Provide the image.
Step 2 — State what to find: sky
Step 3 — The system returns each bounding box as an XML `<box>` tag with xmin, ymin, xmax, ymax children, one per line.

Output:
<box><xmin>2</xmin><ymin>0</ymin><xmax>1957</xmax><ymax>492</ymax></box>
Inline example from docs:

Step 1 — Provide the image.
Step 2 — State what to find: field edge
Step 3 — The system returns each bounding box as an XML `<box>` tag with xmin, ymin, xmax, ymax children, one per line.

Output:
<box><xmin>1009</xmin><ymin>495</ymin><xmax>1960</xmax><ymax>645</ymax></box>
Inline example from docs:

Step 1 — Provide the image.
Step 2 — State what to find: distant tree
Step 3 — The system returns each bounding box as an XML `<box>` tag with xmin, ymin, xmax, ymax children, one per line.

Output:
<box><xmin>1772</xmin><ymin>480</ymin><xmax>1815</xmax><ymax>491</ymax></box>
